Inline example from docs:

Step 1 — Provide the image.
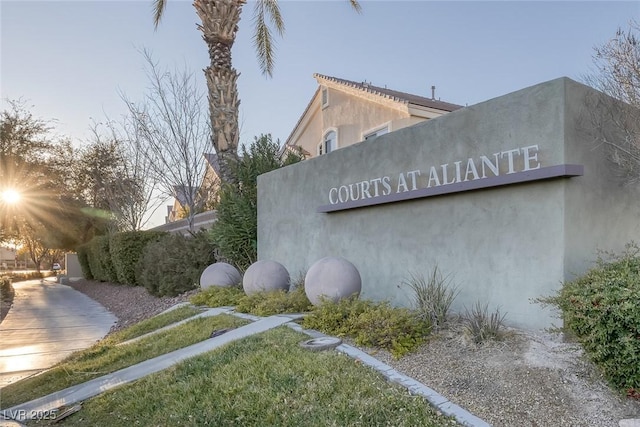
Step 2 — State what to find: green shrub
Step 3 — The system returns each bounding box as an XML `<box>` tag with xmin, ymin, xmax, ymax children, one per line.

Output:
<box><xmin>302</xmin><ymin>297</ymin><xmax>377</xmax><ymax>337</ymax></box>
<box><xmin>190</xmin><ymin>285</ymin><xmax>246</xmax><ymax>307</ymax></box>
<box><xmin>110</xmin><ymin>231</ymin><xmax>166</xmax><ymax>286</ymax></box>
<box><xmin>192</xmin><ymin>283</ymin><xmax>313</xmax><ymax>316</ymax></box>
<box><xmin>350</xmin><ymin>302</ymin><xmax>430</xmax><ymax>358</ymax></box>
<box><xmin>210</xmin><ymin>134</ymin><xmax>302</xmax><ymax>270</ymax></box>
<box><xmin>463</xmin><ymin>301</ymin><xmax>506</xmax><ymax>344</ymax></box>
<box><xmin>1</xmin><ymin>276</ymin><xmax>12</xmax><ymax>298</ymax></box>
<box><xmin>403</xmin><ymin>267</ymin><xmax>458</xmax><ymax>331</ymax></box>
<box><xmin>87</xmin><ymin>236</ymin><xmax>117</xmax><ymax>282</ymax></box>
<box><xmin>303</xmin><ymin>297</ymin><xmax>430</xmax><ymax>358</ymax></box>
<box><xmin>137</xmin><ymin>231</ymin><xmax>216</xmax><ymax>296</ymax></box>
<box><xmin>541</xmin><ymin>245</ymin><xmax>640</xmax><ymax>393</ymax></box>
<box><xmin>76</xmin><ymin>244</ymin><xmax>93</xmax><ymax>280</ymax></box>
<box><xmin>235</xmin><ymin>286</ymin><xmax>313</xmax><ymax>316</ymax></box>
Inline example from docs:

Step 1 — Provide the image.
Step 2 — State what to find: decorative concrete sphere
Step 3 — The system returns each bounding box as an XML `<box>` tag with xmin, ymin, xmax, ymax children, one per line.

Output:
<box><xmin>304</xmin><ymin>257</ymin><xmax>362</xmax><ymax>306</ymax></box>
<box><xmin>200</xmin><ymin>263</ymin><xmax>242</xmax><ymax>289</ymax></box>
<box><xmin>243</xmin><ymin>260</ymin><xmax>290</xmax><ymax>295</ymax></box>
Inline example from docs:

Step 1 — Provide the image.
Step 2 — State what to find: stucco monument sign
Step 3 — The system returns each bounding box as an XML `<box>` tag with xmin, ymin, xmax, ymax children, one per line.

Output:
<box><xmin>319</xmin><ymin>144</ymin><xmax>583</xmax><ymax>212</ymax></box>
<box><xmin>257</xmin><ymin>78</ymin><xmax>640</xmax><ymax>330</ymax></box>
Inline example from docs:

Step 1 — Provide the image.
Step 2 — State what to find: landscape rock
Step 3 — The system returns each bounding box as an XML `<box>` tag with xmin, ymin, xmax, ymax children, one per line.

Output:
<box><xmin>304</xmin><ymin>256</ymin><xmax>361</xmax><ymax>305</ymax></box>
<box><xmin>242</xmin><ymin>260</ymin><xmax>289</xmax><ymax>295</ymax></box>
<box><xmin>200</xmin><ymin>263</ymin><xmax>241</xmax><ymax>289</ymax></box>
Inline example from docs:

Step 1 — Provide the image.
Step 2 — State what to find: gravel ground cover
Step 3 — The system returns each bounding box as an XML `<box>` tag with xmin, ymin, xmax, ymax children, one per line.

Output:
<box><xmin>66</xmin><ymin>279</ymin><xmax>199</xmax><ymax>332</ymax></box>
<box><xmin>362</xmin><ymin>322</ymin><xmax>640</xmax><ymax>427</ymax></box>
<box><xmin>65</xmin><ymin>280</ymin><xmax>640</xmax><ymax>426</ymax></box>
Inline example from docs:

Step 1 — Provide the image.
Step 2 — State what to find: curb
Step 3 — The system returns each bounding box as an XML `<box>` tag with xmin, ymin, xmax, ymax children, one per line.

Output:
<box><xmin>283</xmin><ymin>321</ymin><xmax>491</xmax><ymax>427</ymax></box>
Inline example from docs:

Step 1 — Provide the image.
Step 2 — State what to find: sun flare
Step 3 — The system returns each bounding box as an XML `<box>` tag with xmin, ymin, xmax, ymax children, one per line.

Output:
<box><xmin>1</xmin><ymin>189</ymin><xmax>21</xmax><ymax>205</ymax></box>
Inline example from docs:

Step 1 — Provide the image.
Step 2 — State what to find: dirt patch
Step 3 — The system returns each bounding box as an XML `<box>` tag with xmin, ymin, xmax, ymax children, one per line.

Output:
<box><xmin>368</xmin><ymin>320</ymin><xmax>640</xmax><ymax>427</ymax></box>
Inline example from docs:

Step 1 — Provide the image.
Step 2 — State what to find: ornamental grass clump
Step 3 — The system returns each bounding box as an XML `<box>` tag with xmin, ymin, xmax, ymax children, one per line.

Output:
<box><xmin>403</xmin><ymin>266</ymin><xmax>458</xmax><ymax>331</ymax></box>
<box><xmin>463</xmin><ymin>301</ymin><xmax>507</xmax><ymax>344</ymax></box>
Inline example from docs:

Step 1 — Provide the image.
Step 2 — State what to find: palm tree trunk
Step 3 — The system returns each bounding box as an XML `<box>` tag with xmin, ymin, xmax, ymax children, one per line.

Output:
<box><xmin>194</xmin><ymin>0</ymin><xmax>244</xmax><ymax>184</ymax></box>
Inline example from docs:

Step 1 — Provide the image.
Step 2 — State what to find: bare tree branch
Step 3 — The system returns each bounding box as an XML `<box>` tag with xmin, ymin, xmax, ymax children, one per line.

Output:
<box><xmin>583</xmin><ymin>20</ymin><xmax>640</xmax><ymax>184</ymax></box>
<box><xmin>121</xmin><ymin>51</ymin><xmax>218</xmax><ymax>231</ymax></box>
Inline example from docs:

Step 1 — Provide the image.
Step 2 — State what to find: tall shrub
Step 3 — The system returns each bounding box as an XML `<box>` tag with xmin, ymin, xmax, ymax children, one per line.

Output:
<box><xmin>76</xmin><ymin>243</ymin><xmax>93</xmax><ymax>280</ymax></box>
<box><xmin>87</xmin><ymin>235</ymin><xmax>117</xmax><ymax>282</ymax></box>
<box><xmin>110</xmin><ymin>231</ymin><xmax>166</xmax><ymax>286</ymax></box>
<box><xmin>137</xmin><ymin>231</ymin><xmax>217</xmax><ymax>296</ymax></box>
<box><xmin>210</xmin><ymin>134</ymin><xmax>302</xmax><ymax>270</ymax></box>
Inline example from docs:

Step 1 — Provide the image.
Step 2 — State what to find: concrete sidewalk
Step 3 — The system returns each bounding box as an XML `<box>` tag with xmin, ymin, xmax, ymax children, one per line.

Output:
<box><xmin>0</xmin><ymin>279</ymin><xmax>116</xmax><ymax>387</ymax></box>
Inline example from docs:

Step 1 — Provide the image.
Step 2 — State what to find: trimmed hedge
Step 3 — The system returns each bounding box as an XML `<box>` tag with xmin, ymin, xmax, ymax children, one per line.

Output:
<box><xmin>137</xmin><ymin>231</ymin><xmax>216</xmax><ymax>296</ymax></box>
<box><xmin>543</xmin><ymin>246</ymin><xmax>640</xmax><ymax>394</ymax></box>
<box><xmin>87</xmin><ymin>236</ymin><xmax>117</xmax><ymax>282</ymax></box>
<box><xmin>1</xmin><ymin>276</ymin><xmax>12</xmax><ymax>298</ymax></box>
<box><xmin>7</xmin><ymin>271</ymin><xmax>54</xmax><ymax>281</ymax></box>
<box><xmin>110</xmin><ymin>231</ymin><xmax>166</xmax><ymax>286</ymax></box>
<box><xmin>76</xmin><ymin>244</ymin><xmax>93</xmax><ymax>280</ymax></box>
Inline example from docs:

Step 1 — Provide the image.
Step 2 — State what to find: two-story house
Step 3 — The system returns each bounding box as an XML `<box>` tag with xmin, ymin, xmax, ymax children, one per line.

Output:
<box><xmin>283</xmin><ymin>74</ymin><xmax>463</xmax><ymax>158</ymax></box>
<box><xmin>164</xmin><ymin>153</ymin><xmax>221</xmax><ymax>224</ymax></box>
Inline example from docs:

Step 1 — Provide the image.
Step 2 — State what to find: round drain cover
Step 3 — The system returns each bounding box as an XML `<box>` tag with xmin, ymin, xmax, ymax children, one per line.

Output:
<box><xmin>299</xmin><ymin>336</ymin><xmax>342</xmax><ymax>351</ymax></box>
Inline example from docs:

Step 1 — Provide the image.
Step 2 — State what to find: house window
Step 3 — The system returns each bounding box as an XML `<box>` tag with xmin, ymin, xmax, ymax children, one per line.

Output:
<box><xmin>321</xmin><ymin>87</ymin><xmax>329</xmax><ymax>108</ymax></box>
<box><xmin>324</xmin><ymin>130</ymin><xmax>336</xmax><ymax>153</ymax></box>
<box><xmin>318</xmin><ymin>130</ymin><xmax>337</xmax><ymax>155</ymax></box>
<box><xmin>364</xmin><ymin>126</ymin><xmax>389</xmax><ymax>141</ymax></box>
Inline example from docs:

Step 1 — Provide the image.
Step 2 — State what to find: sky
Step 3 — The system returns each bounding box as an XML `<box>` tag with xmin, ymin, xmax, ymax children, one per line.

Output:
<box><xmin>1</xmin><ymin>0</ymin><xmax>639</xmax><ymax>227</ymax></box>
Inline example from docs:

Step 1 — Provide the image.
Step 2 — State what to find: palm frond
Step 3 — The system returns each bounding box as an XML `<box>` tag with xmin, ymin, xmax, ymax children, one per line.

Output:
<box><xmin>349</xmin><ymin>0</ymin><xmax>363</xmax><ymax>14</ymax></box>
<box><xmin>152</xmin><ymin>0</ymin><xmax>168</xmax><ymax>29</ymax></box>
<box><xmin>253</xmin><ymin>0</ymin><xmax>284</xmax><ymax>77</ymax></box>
<box><xmin>262</xmin><ymin>0</ymin><xmax>284</xmax><ymax>36</ymax></box>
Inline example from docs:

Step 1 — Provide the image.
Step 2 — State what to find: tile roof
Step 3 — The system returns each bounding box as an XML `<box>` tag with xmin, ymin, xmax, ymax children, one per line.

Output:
<box><xmin>314</xmin><ymin>73</ymin><xmax>463</xmax><ymax>112</ymax></box>
<box><xmin>173</xmin><ymin>185</ymin><xmax>197</xmax><ymax>207</ymax></box>
<box><xmin>203</xmin><ymin>153</ymin><xmax>221</xmax><ymax>175</ymax></box>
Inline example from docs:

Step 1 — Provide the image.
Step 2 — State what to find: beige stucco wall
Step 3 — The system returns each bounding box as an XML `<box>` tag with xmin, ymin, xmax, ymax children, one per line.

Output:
<box><xmin>322</xmin><ymin>88</ymin><xmax>408</xmax><ymax>149</ymax></box>
<box><xmin>290</xmin><ymin>86</ymin><xmax>437</xmax><ymax>158</ymax></box>
<box><xmin>289</xmin><ymin>97</ymin><xmax>323</xmax><ymax>157</ymax></box>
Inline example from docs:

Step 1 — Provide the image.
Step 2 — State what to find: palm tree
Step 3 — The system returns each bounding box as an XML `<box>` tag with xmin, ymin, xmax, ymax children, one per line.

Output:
<box><xmin>152</xmin><ymin>0</ymin><xmax>361</xmax><ymax>184</ymax></box>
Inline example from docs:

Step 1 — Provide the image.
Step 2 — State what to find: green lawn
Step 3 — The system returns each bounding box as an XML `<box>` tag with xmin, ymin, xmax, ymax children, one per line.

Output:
<box><xmin>43</xmin><ymin>327</ymin><xmax>454</xmax><ymax>426</ymax></box>
<box><xmin>107</xmin><ymin>305</ymin><xmax>202</xmax><ymax>343</ymax></box>
<box><xmin>1</xmin><ymin>313</ymin><xmax>248</xmax><ymax>409</ymax></box>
